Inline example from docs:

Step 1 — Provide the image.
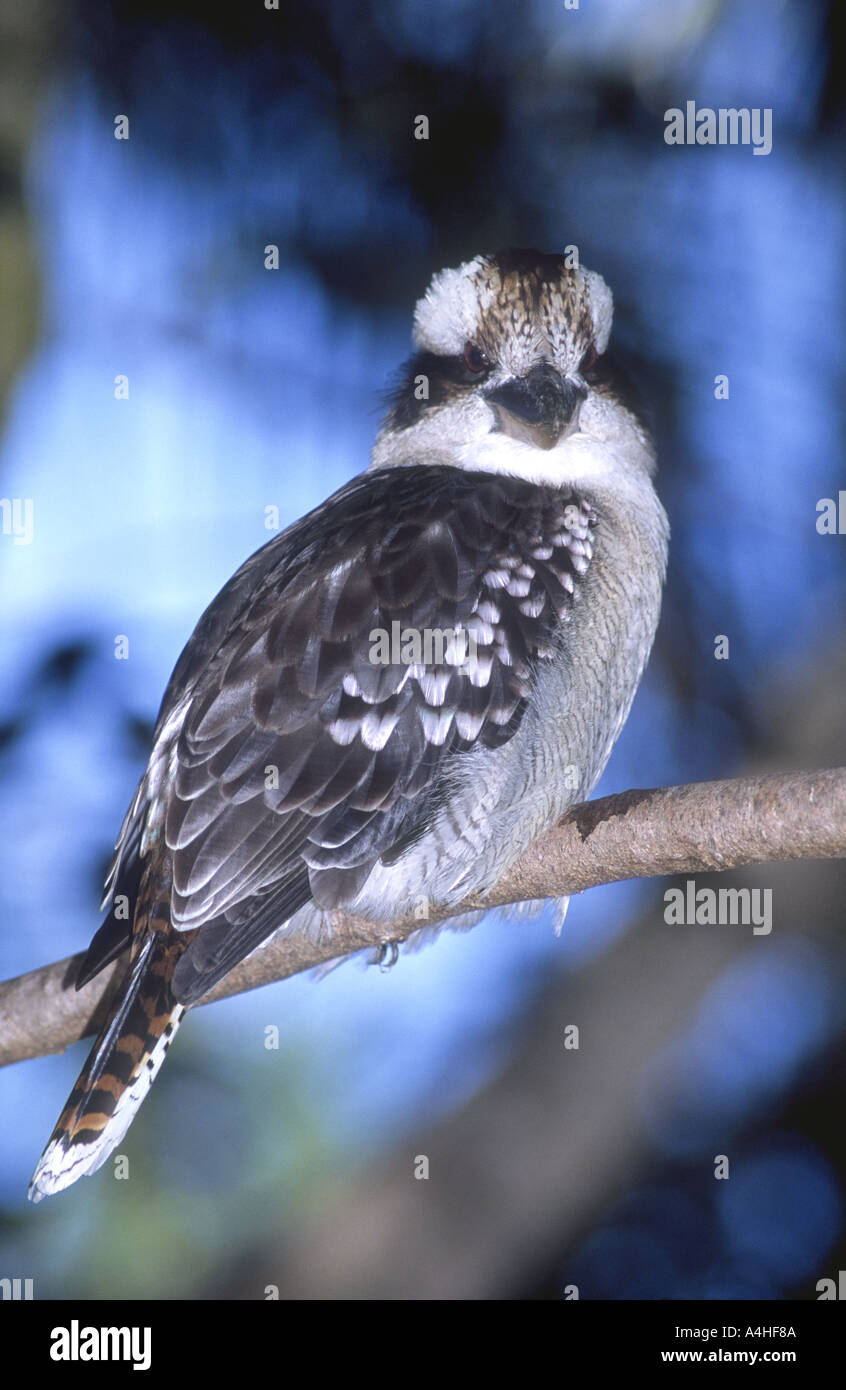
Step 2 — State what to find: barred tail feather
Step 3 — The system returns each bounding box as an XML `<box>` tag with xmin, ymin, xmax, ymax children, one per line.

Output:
<box><xmin>28</xmin><ymin>934</ymin><xmax>187</xmax><ymax>1202</ymax></box>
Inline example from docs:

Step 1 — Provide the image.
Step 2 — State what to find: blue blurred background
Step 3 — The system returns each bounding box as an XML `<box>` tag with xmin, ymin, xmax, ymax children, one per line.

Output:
<box><xmin>1</xmin><ymin>0</ymin><xmax>845</xmax><ymax>1299</ymax></box>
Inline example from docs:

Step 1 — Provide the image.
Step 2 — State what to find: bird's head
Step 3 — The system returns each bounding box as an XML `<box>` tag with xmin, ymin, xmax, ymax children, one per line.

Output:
<box><xmin>372</xmin><ymin>248</ymin><xmax>654</xmax><ymax>485</ymax></box>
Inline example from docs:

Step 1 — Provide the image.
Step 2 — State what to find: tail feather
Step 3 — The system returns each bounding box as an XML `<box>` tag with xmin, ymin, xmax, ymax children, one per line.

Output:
<box><xmin>28</xmin><ymin>933</ymin><xmax>188</xmax><ymax>1202</ymax></box>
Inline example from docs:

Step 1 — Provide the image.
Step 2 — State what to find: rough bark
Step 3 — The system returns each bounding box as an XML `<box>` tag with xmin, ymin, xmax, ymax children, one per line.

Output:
<box><xmin>1</xmin><ymin>767</ymin><xmax>844</xmax><ymax>1069</ymax></box>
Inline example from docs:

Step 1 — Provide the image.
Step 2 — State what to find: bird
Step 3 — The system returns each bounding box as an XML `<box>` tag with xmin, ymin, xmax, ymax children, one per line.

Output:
<box><xmin>28</xmin><ymin>248</ymin><xmax>669</xmax><ymax>1200</ymax></box>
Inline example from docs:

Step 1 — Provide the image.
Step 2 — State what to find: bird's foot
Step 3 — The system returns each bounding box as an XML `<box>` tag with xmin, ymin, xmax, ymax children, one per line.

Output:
<box><xmin>376</xmin><ymin>939</ymin><xmax>400</xmax><ymax>972</ymax></box>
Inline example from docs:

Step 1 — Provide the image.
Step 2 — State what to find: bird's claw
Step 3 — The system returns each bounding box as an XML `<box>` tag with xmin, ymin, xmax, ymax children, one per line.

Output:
<box><xmin>377</xmin><ymin>940</ymin><xmax>400</xmax><ymax>972</ymax></box>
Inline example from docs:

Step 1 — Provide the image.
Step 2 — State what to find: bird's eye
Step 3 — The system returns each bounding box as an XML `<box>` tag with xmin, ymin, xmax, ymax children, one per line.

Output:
<box><xmin>579</xmin><ymin>344</ymin><xmax>598</xmax><ymax>374</ymax></box>
<box><xmin>463</xmin><ymin>343</ymin><xmax>491</xmax><ymax>374</ymax></box>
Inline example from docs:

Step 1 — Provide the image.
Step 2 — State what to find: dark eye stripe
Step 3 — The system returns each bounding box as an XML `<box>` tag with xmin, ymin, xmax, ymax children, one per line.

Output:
<box><xmin>579</xmin><ymin>344</ymin><xmax>598</xmax><ymax>374</ymax></box>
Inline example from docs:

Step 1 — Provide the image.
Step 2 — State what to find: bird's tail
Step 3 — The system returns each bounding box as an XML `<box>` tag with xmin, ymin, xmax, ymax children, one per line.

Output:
<box><xmin>28</xmin><ymin>931</ymin><xmax>188</xmax><ymax>1202</ymax></box>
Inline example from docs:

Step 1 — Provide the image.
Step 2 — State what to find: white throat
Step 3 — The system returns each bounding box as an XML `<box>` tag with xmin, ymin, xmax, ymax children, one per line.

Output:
<box><xmin>457</xmin><ymin>429</ymin><xmax>623</xmax><ymax>489</ymax></box>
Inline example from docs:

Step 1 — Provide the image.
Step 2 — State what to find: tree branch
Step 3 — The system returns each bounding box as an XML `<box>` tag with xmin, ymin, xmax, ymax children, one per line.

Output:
<box><xmin>2</xmin><ymin>768</ymin><xmax>844</xmax><ymax>1069</ymax></box>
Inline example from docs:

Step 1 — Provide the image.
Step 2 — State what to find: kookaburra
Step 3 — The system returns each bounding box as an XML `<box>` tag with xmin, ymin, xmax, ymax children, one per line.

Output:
<box><xmin>29</xmin><ymin>248</ymin><xmax>668</xmax><ymax>1200</ymax></box>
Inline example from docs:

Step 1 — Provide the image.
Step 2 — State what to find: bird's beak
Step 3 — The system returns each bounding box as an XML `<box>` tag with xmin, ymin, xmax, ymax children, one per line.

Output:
<box><xmin>484</xmin><ymin>363</ymin><xmax>585</xmax><ymax>451</ymax></box>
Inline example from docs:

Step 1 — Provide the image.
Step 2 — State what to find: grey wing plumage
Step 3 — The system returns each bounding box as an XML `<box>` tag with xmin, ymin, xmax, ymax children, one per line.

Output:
<box><xmin>83</xmin><ymin>465</ymin><xmax>596</xmax><ymax>1004</ymax></box>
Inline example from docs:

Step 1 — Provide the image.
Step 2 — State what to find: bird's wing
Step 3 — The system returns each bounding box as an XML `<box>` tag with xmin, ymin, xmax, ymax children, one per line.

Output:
<box><xmin>88</xmin><ymin>465</ymin><xmax>596</xmax><ymax>1003</ymax></box>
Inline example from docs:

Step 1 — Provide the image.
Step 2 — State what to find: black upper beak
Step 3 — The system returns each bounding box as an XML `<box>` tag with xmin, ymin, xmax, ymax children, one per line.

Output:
<box><xmin>485</xmin><ymin>363</ymin><xmax>585</xmax><ymax>450</ymax></box>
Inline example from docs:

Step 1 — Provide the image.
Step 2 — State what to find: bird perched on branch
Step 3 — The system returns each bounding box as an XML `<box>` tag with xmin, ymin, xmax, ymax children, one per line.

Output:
<box><xmin>29</xmin><ymin>248</ymin><xmax>668</xmax><ymax>1200</ymax></box>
